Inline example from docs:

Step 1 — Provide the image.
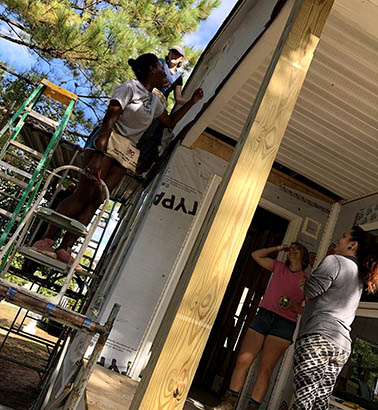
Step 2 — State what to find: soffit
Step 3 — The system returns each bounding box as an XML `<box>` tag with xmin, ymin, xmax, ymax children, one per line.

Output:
<box><xmin>208</xmin><ymin>0</ymin><xmax>378</xmax><ymax>200</ymax></box>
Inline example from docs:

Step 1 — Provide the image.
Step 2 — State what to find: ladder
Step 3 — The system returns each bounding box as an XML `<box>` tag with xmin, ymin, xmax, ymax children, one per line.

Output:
<box><xmin>0</xmin><ymin>165</ymin><xmax>118</xmax><ymax>410</ymax></box>
<box><xmin>0</xmin><ymin>79</ymin><xmax>77</xmax><ymax>249</ymax></box>
<box><xmin>0</xmin><ymin>165</ymin><xmax>109</xmax><ymax>304</ymax></box>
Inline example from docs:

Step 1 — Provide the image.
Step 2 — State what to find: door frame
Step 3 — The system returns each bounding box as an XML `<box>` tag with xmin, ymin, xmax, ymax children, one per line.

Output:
<box><xmin>357</xmin><ymin>221</ymin><xmax>378</xmax><ymax>314</ymax></box>
<box><xmin>236</xmin><ymin>197</ymin><xmax>303</xmax><ymax>409</ymax></box>
<box><xmin>259</xmin><ymin>198</ymin><xmax>303</xmax><ymax>258</ymax></box>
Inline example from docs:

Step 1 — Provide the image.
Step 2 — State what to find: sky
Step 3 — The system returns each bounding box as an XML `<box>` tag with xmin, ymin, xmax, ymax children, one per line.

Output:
<box><xmin>0</xmin><ymin>0</ymin><xmax>239</xmax><ymax>258</ymax></box>
<box><xmin>184</xmin><ymin>0</ymin><xmax>239</xmax><ymax>49</ymax></box>
<box><xmin>93</xmin><ymin>0</ymin><xmax>239</xmax><ymax>258</ymax></box>
<box><xmin>0</xmin><ymin>1</ymin><xmax>239</xmax><ymax>72</ymax></box>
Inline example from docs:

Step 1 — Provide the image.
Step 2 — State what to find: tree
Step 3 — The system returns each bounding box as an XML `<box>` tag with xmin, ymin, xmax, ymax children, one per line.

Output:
<box><xmin>0</xmin><ymin>0</ymin><xmax>219</xmax><ymax>133</ymax></box>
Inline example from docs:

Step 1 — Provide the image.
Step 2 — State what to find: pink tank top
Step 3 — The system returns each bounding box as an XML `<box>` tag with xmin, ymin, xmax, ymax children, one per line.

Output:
<box><xmin>259</xmin><ymin>260</ymin><xmax>308</xmax><ymax>322</ymax></box>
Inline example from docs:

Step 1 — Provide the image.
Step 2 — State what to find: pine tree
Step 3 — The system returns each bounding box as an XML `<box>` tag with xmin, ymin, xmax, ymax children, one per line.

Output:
<box><xmin>0</xmin><ymin>0</ymin><xmax>219</xmax><ymax>132</ymax></box>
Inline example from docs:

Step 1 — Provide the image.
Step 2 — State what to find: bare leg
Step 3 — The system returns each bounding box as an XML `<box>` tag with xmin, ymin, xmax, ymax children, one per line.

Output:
<box><xmin>229</xmin><ymin>329</ymin><xmax>265</xmax><ymax>392</ymax></box>
<box><xmin>42</xmin><ymin>151</ymin><xmax>125</xmax><ymax>248</ymax></box>
<box><xmin>250</xmin><ymin>335</ymin><xmax>290</xmax><ymax>402</ymax></box>
<box><xmin>58</xmin><ymin>158</ymin><xmax>126</xmax><ymax>249</ymax></box>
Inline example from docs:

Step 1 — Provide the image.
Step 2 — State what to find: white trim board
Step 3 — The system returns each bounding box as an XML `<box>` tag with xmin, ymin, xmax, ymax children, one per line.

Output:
<box><xmin>237</xmin><ymin>198</ymin><xmax>302</xmax><ymax>410</ymax></box>
<box><xmin>128</xmin><ymin>175</ymin><xmax>222</xmax><ymax>381</ymax></box>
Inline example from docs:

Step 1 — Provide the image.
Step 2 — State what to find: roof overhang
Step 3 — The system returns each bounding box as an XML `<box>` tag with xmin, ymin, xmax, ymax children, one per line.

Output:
<box><xmin>179</xmin><ymin>0</ymin><xmax>378</xmax><ymax>201</ymax></box>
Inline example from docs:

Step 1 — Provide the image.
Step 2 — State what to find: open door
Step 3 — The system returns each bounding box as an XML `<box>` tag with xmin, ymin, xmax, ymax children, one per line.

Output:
<box><xmin>193</xmin><ymin>206</ymin><xmax>289</xmax><ymax>394</ymax></box>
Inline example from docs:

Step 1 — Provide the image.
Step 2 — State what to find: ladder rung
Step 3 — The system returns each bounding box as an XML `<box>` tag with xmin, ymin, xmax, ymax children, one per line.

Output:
<box><xmin>0</xmin><ymin>208</ymin><xmax>20</xmax><ymax>221</ymax></box>
<box><xmin>35</xmin><ymin>207</ymin><xmax>88</xmax><ymax>237</ymax></box>
<box><xmin>0</xmin><ymin>160</ymin><xmax>32</xmax><ymax>179</ymax></box>
<box><xmin>0</xmin><ymin>171</ymin><xmax>27</xmax><ymax>189</ymax></box>
<box><xmin>17</xmin><ymin>246</ymin><xmax>68</xmax><ymax>272</ymax></box>
<box><xmin>24</xmin><ymin>107</ymin><xmax>59</xmax><ymax>129</ymax></box>
<box><xmin>9</xmin><ymin>140</ymin><xmax>42</xmax><ymax>160</ymax></box>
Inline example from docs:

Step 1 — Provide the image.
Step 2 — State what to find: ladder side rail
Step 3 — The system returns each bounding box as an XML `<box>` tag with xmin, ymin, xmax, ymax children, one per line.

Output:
<box><xmin>85</xmin><ymin>200</ymin><xmax>117</xmax><ymax>274</ymax></box>
<box><xmin>0</xmin><ymin>84</ymin><xmax>45</xmax><ymax>157</ymax></box>
<box><xmin>17</xmin><ymin>99</ymin><xmax>77</xmax><ymax>213</ymax></box>
<box><xmin>63</xmin><ymin>303</ymin><xmax>120</xmax><ymax>410</ymax></box>
<box><xmin>19</xmin><ymin>98</ymin><xmax>77</xmax><ymax>215</ymax></box>
<box><xmin>54</xmin><ymin>178</ymin><xmax>110</xmax><ymax>304</ymax></box>
<box><xmin>37</xmin><ymin>333</ymin><xmax>73</xmax><ymax>410</ymax></box>
<box><xmin>0</xmin><ymin>208</ymin><xmax>35</xmax><ymax>277</ymax></box>
<box><xmin>28</xmin><ymin>149</ymin><xmax>80</xmax><ymax>245</ymax></box>
<box><xmin>0</xmin><ymin>100</ymin><xmax>76</xmax><ymax>248</ymax></box>
<box><xmin>0</xmin><ymin>165</ymin><xmax>80</xmax><ymax>263</ymax></box>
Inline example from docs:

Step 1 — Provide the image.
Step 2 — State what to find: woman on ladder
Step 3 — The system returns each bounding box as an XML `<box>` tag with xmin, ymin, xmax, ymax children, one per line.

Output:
<box><xmin>32</xmin><ymin>52</ymin><xmax>203</xmax><ymax>268</ymax></box>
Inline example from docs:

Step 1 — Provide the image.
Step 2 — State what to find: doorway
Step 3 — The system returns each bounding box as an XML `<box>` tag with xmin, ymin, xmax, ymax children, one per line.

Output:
<box><xmin>192</xmin><ymin>205</ymin><xmax>290</xmax><ymax>395</ymax></box>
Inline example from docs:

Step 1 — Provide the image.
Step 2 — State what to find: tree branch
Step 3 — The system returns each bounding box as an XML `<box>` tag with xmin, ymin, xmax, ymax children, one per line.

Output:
<box><xmin>0</xmin><ymin>14</ymin><xmax>26</xmax><ymax>31</ymax></box>
<box><xmin>0</xmin><ymin>63</ymin><xmax>36</xmax><ymax>85</ymax></box>
<box><xmin>77</xmin><ymin>94</ymin><xmax>109</xmax><ymax>99</ymax></box>
<box><xmin>0</xmin><ymin>32</ymin><xmax>54</xmax><ymax>55</ymax></box>
<box><xmin>0</xmin><ymin>32</ymin><xmax>98</xmax><ymax>62</ymax></box>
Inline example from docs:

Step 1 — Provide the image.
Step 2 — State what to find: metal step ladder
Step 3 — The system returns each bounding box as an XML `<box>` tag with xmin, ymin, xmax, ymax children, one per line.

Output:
<box><xmin>0</xmin><ymin>165</ymin><xmax>118</xmax><ymax>410</ymax></box>
<box><xmin>0</xmin><ymin>79</ymin><xmax>78</xmax><ymax>248</ymax></box>
<box><xmin>0</xmin><ymin>165</ymin><xmax>109</xmax><ymax>304</ymax></box>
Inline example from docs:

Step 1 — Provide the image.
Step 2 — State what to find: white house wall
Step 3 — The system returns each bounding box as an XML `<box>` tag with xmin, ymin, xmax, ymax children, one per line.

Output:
<box><xmin>334</xmin><ymin>194</ymin><xmax>378</xmax><ymax>242</ymax></box>
<box><xmin>95</xmin><ymin>146</ymin><xmax>227</xmax><ymax>374</ymax></box>
<box><xmin>177</xmin><ymin>0</ymin><xmax>294</xmax><ymax>147</ymax></box>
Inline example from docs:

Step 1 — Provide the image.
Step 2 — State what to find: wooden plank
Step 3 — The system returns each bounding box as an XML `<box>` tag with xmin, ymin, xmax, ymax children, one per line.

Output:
<box><xmin>41</xmin><ymin>78</ymin><xmax>78</xmax><ymax>105</ymax></box>
<box><xmin>191</xmin><ymin>132</ymin><xmax>234</xmax><ymax>162</ymax></box>
<box><xmin>130</xmin><ymin>1</ymin><xmax>334</xmax><ymax>409</ymax></box>
<box><xmin>192</xmin><ymin>132</ymin><xmax>335</xmax><ymax>203</ymax></box>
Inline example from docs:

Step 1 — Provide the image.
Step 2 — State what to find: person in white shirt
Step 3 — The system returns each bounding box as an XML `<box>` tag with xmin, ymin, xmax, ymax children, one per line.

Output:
<box><xmin>137</xmin><ymin>45</ymin><xmax>188</xmax><ymax>172</ymax></box>
<box><xmin>33</xmin><ymin>53</ymin><xmax>203</xmax><ymax>268</ymax></box>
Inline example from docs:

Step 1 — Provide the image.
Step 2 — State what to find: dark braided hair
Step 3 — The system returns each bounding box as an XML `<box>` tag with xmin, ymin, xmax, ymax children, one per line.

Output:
<box><xmin>128</xmin><ymin>53</ymin><xmax>159</xmax><ymax>82</ymax></box>
<box><xmin>350</xmin><ymin>225</ymin><xmax>378</xmax><ymax>294</ymax></box>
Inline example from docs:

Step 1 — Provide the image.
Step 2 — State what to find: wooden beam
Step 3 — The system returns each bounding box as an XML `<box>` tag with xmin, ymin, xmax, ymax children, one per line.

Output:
<box><xmin>130</xmin><ymin>1</ymin><xmax>334</xmax><ymax>409</ymax></box>
<box><xmin>192</xmin><ymin>133</ymin><xmax>335</xmax><ymax>204</ymax></box>
<box><xmin>191</xmin><ymin>131</ymin><xmax>234</xmax><ymax>162</ymax></box>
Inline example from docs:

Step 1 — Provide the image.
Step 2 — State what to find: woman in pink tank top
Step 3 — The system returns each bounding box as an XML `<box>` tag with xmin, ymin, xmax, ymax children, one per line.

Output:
<box><xmin>212</xmin><ymin>242</ymin><xmax>309</xmax><ymax>410</ymax></box>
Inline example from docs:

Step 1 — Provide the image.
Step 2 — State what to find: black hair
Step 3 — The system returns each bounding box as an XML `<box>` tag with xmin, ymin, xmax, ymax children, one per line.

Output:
<box><xmin>285</xmin><ymin>242</ymin><xmax>310</xmax><ymax>270</ymax></box>
<box><xmin>350</xmin><ymin>226</ymin><xmax>378</xmax><ymax>294</ymax></box>
<box><xmin>128</xmin><ymin>53</ymin><xmax>159</xmax><ymax>82</ymax></box>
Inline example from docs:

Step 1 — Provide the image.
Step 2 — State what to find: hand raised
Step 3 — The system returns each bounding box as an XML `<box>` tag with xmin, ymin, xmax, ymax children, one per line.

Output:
<box><xmin>191</xmin><ymin>88</ymin><xmax>203</xmax><ymax>104</ymax></box>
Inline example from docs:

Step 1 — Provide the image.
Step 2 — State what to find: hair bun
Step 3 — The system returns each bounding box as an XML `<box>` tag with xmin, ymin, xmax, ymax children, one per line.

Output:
<box><xmin>128</xmin><ymin>58</ymin><xmax>136</xmax><ymax>68</ymax></box>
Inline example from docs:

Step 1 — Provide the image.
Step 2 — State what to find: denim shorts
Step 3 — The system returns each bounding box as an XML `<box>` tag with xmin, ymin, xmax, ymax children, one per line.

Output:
<box><xmin>249</xmin><ymin>307</ymin><xmax>296</xmax><ymax>342</ymax></box>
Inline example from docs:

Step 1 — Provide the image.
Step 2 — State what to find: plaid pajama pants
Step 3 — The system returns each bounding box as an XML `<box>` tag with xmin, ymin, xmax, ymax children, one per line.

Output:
<box><xmin>291</xmin><ymin>334</ymin><xmax>349</xmax><ymax>410</ymax></box>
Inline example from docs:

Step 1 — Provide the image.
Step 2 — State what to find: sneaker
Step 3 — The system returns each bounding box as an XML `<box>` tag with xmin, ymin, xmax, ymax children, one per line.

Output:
<box><xmin>56</xmin><ymin>247</ymin><xmax>83</xmax><ymax>273</ymax></box>
<box><xmin>213</xmin><ymin>391</ymin><xmax>238</xmax><ymax>410</ymax></box>
<box><xmin>32</xmin><ymin>238</ymin><xmax>57</xmax><ymax>259</ymax></box>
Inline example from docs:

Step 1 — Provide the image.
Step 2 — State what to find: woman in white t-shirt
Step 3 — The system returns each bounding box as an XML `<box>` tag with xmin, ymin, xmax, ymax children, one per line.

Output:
<box><xmin>33</xmin><ymin>53</ymin><xmax>203</xmax><ymax>267</ymax></box>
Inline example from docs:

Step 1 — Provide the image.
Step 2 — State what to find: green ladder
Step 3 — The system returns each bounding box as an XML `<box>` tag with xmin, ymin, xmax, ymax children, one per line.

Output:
<box><xmin>0</xmin><ymin>79</ymin><xmax>77</xmax><ymax>249</ymax></box>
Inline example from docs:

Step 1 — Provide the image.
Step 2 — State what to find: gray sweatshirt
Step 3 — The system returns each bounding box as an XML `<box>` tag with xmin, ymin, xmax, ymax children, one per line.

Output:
<box><xmin>298</xmin><ymin>254</ymin><xmax>362</xmax><ymax>352</ymax></box>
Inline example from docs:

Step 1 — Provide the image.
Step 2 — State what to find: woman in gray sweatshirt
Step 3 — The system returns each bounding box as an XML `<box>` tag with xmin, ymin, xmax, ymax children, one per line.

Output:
<box><xmin>291</xmin><ymin>226</ymin><xmax>378</xmax><ymax>409</ymax></box>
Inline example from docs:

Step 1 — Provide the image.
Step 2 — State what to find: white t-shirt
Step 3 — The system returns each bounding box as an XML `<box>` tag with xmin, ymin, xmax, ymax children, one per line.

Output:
<box><xmin>111</xmin><ymin>79</ymin><xmax>165</xmax><ymax>145</ymax></box>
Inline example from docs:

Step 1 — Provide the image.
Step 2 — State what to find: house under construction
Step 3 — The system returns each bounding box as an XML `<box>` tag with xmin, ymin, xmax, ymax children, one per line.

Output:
<box><xmin>0</xmin><ymin>0</ymin><xmax>378</xmax><ymax>409</ymax></box>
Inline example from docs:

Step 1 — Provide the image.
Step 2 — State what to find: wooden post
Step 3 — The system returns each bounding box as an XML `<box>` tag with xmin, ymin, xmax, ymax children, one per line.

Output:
<box><xmin>130</xmin><ymin>1</ymin><xmax>334</xmax><ymax>408</ymax></box>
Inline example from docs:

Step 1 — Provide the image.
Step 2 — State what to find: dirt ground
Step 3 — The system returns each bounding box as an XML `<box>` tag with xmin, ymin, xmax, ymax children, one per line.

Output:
<box><xmin>0</xmin><ymin>302</ymin><xmax>59</xmax><ymax>410</ymax></box>
<box><xmin>0</xmin><ymin>303</ymin><xmax>216</xmax><ymax>410</ymax></box>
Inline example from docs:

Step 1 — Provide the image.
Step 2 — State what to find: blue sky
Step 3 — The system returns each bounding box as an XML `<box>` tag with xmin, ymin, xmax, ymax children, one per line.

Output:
<box><xmin>0</xmin><ymin>1</ymin><xmax>239</xmax><ymax>72</ymax></box>
<box><xmin>0</xmin><ymin>0</ymin><xmax>239</xmax><ymax>259</ymax></box>
<box><xmin>184</xmin><ymin>0</ymin><xmax>239</xmax><ymax>49</ymax></box>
